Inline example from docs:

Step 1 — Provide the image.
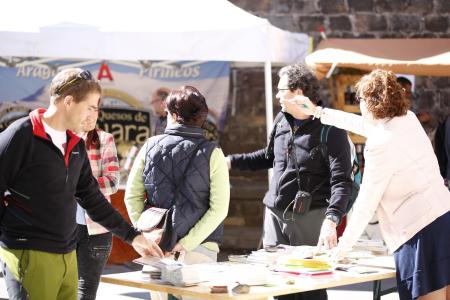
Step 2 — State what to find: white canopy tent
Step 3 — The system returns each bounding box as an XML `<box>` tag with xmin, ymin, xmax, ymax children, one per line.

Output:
<box><xmin>0</xmin><ymin>0</ymin><xmax>309</xmax><ymax>139</ymax></box>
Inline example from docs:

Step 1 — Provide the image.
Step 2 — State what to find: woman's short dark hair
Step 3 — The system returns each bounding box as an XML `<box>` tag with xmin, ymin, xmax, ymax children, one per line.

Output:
<box><xmin>166</xmin><ymin>86</ymin><xmax>208</xmax><ymax>127</ymax></box>
<box><xmin>50</xmin><ymin>68</ymin><xmax>101</xmax><ymax>104</ymax></box>
<box><xmin>356</xmin><ymin>69</ymin><xmax>410</xmax><ymax>119</ymax></box>
<box><xmin>278</xmin><ymin>63</ymin><xmax>320</xmax><ymax>103</ymax></box>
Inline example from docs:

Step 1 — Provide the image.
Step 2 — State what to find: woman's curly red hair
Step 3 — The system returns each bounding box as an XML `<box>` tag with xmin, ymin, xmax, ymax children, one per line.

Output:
<box><xmin>356</xmin><ymin>69</ymin><xmax>410</xmax><ymax>119</ymax></box>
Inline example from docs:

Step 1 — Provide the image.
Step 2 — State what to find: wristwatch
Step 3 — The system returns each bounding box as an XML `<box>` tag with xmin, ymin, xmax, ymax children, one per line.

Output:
<box><xmin>325</xmin><ymin>214</ymin><xmax>340</xmax><ymax>225</ymax></box>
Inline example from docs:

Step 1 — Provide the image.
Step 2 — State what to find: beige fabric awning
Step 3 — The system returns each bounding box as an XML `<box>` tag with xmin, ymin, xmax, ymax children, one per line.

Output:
<box><xmin>305</xmin><ymin>38</ymin><xmax>450</xmax><ymax>79</ymax></box>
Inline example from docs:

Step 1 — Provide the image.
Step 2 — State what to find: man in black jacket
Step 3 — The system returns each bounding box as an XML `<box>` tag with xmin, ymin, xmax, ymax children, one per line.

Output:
<box><xmin>227</xmin><ymin>63</ymin><xmax>352</xmax><ymax>300</ymax></box>
<box><xmin>0</xmin><ymin>68</ymin><xmax>163</xmax><ymax>300</ymax></box>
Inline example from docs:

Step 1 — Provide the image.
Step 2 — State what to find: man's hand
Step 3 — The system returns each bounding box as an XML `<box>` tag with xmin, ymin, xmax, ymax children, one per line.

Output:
<box><xmin>131</xmin><ymin>234</ymin><xmax>164</xmax><ymax>258</ymax></box>
<box><xmin>316</xmin><ymin>218</ymin><xmax>338</xmax><ymax>252</ymax></box>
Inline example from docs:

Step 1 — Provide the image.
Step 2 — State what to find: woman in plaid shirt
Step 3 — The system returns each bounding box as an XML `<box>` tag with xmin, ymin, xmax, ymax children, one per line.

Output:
<box><xmin>75</xmin><ymin>110</ymin><xmax>120</xmax><ymax>300</ymax></box>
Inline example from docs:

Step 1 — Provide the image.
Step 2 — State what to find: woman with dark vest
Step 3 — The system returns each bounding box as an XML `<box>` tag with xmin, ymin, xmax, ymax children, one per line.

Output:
<box><xmin>125</xmin><ymin>85</ymin><xmax>230</xmax><ymax>264</ymax></box>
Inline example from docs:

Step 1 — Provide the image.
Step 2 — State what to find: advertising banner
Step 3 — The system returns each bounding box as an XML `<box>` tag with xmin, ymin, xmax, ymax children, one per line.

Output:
<box><xmin>0</xmin><ymin>58</ymin><xmax>230</xmax><ymax>182</ymax></box>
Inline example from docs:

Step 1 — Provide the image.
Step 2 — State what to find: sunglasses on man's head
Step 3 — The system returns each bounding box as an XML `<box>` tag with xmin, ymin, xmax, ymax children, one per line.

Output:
<box><xmin>55</xmin><ymin>70</ymin><xmax>93</xmax><ymax>94</ymax></box>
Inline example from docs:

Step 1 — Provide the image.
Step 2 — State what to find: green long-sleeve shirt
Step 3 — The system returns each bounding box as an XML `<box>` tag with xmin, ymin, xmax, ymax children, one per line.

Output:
<box><xmin>124</xmin><ymin>143</ymin><xmax>230</xmax><ymax>252</ymax></box>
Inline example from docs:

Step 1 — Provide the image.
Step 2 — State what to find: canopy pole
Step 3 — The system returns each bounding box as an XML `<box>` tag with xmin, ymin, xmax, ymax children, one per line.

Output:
<box><xmin>264</xmin><ymin>60</ymin><xmax>274</xmax><ymax>183</ymax></box>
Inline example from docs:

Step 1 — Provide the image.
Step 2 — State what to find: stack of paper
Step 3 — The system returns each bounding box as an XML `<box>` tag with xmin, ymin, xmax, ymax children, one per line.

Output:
<box><xmin>273</xmin><ymin>256</ymin><xmax>333</xmax><ymax>276</ymax></box>
<box><xmin>161</xmin><ymin>264</ymin><xmax>206</xmax><ymax>286</ymax></box>
<box><xmin>134</xmin><ymin>256</ymin><xmax>182</xmax><ymax>268</ymax></box>
<box><xmin>352</xmin><ymin>239</ymin><xmax>388</xmax><ymax>254</ymax></box>
<box><xmin>290</xmin><ymin>246</ymin><xmax>319</xmax><ymax>259</ymax></box>
<box><xmin>142</xmin><ymin>265</ymin><xmax>163</xmax><ymax>279</ymax></box>
<box><xmin>161</xmin><ymin>263</ymin><xmax>270</xmax><ymax>287</ymax></box>
<box><xmin>354</xmin><ymin>256</ymin><xmax>396</xmax><ymax>269</ymax></box>
<box><xmin>247</xmin><ymin>252</ymin><xmax>279</xmax><ymax>265</ymax></box>
<box><xmin>134</xmin><ymin>256</ymin><xmax>185</xmax><ymax>283</ymax></box>
<box><xmin>134</xmin><ymin>257</ymin><xmax>271</xmax><ymax>287</ymax></box>
<box><xmin>247</xmin><ymin>246</ymin><xmax>293</xmax><ymax>265</ymax></box>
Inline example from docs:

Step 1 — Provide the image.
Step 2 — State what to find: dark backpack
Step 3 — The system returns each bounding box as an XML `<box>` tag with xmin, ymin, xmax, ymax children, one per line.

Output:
<box><xmin>320</xmin><ymin>125</ymin><xmax>361</xmax><ymax>213</ymax></box>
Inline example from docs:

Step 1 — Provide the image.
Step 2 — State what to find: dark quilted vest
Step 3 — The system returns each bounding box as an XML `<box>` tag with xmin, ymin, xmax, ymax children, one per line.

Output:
<box><xmin>142</xmin><ymin>124</ymin><xmax>223</xmax><ymax>249</ymax></box>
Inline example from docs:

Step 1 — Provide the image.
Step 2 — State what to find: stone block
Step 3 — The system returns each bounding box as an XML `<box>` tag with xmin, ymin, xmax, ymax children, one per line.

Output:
<box><xmin>436</xmin><ymin>0</ymin><xmax>450</xmax><ymax>13</ymax></box>
<box><xmin>292</xmin><ymin>0</ymin><xmax>319</xmax><ymax>14</ymax></box>
<box><xmin>348</xmin><ymin>0</ymin><xmax>374</xmax><ymax>12</ymax></box>
<box><xmin>436</xmin><ymin>91</ymin><xmax>450</xmax><ymax>114</ymax></box>
<box><xmin>297</xmin><ymin>15</ymin><xmax>325</xmax><ymax>32</ymax></box>
<box><xmin>318</xmin><ymin>0</ymin><xmax>347</xmax><ymax>14</ymax></box>
<box><xmin>329</xmin><ymin>15</ymin><xmax>352</xmax><ymax>31</ymax></box>
<box><xmin>405</xmin><ymin>0</ymin><xmax>434</xmax><ymax>13</ymax></box>
<box><xmin>431</xmin><ymin>77</ymin><xmax>450</xmax><ymax>89</ymax></box>
<box><xmin>375</xmin><ymin>0</ymin><xmax>407</xmax><ymax>12</ymax></box>
<box><xmin>354</xmin><ymin>14</ymin><xmax>387</xmax><ymax>32</ymax></box>
<box><xmin>390</xmin><ymin>15</ymin><xmax>422</xmax><ymax>32</ymax></box>
<box><xmin>414</xmin><ymin>90</ymin><xmax>436</xmax><ymax>111</ymax></box>
<box><xmin>425</xmin><ymin>16</ymin><xmax>449</xmax><ymax>32</ymax></box>
<box><xmin>413</xmin><ymin>76</ymin><xmax>427</xmax><ymax>88</ymax></box>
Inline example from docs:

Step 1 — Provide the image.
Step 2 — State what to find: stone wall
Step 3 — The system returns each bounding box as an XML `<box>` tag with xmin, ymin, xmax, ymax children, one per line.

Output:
<box><xmin>220</xmin><ymin>0</ymin><xmax>450</xmax><ymax>249</ymax></box>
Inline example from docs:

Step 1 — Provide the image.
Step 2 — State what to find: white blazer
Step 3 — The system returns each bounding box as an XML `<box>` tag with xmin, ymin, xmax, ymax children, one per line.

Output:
<box><xmin>320</xmin><ymin>109</ymin><xmax>450</xmax><ymax>252</ymax></box>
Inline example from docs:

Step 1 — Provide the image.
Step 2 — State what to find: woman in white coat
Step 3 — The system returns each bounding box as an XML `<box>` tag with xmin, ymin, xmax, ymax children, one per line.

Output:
<box><xmin>283</xmin><ymin>69</ymin><xmax>450</xmax><ymax>300</ymax></box>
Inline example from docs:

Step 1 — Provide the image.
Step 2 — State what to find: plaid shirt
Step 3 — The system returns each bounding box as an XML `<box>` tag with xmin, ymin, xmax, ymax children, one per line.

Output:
<box><xmin>84</xmin><ymin>129</ymin><xmax>120</xmax><ymax>235</ymax></box>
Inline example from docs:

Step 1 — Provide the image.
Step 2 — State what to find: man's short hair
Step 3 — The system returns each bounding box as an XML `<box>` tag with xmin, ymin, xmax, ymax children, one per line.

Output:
<box><xmin>152</xmin><ymin>87</ymin><xmax>170</xmax><ymax>103</ymax></box>
<box><xmin>50</xmin><ymin>68</ymin><xmax>101</xmax><ymax>104</ymax></box>
<box><xmin>278</xmin><ymin>63</ymin><xmax>320</xmax><ymax>104</ymax></box>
